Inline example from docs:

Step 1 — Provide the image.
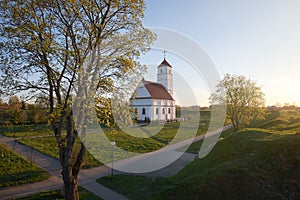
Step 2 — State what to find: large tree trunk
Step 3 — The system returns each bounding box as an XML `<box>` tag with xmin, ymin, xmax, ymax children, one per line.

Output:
<box><xmin>60</xmin><ymin>144</ymin><xmax>85</xmax><ymax>200</ymax></box>
<box><xmin>62</xmin><ymin>172</ymin><xmax>79</xmax><ymax>200</ymax></box>
<box><xmin>59</xmin><ymin>112</ymin><xmax>86</xmax><ymax>200</ymax></box>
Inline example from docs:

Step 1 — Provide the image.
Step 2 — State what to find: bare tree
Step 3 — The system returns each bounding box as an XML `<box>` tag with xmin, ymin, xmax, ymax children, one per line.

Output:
<box><xmin>0</xmin><ymin>0</ymin><xmax>155</xmax><ymax>199</ymax></box>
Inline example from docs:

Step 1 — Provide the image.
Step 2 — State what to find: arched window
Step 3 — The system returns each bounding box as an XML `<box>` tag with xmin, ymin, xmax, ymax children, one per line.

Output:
<box><xmin>142</xmin><ymin>108</ymin><xmax>146</xmax><ymax>115</ymax></box>
<box><xmin>156</xmin><ymin>108</ymin><xmax>159</xmax><ymax>115</ymax></box>
<box><xmin>168</xmin><ymin>108</ymin><xmax>171</xmax><ymax>114</ymax></box>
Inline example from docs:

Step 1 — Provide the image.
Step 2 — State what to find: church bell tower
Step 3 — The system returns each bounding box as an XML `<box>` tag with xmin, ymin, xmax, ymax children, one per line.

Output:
<box><xmin>157</xmin><ymin>53</ymin><xmax>173</xmax><ymax>96</ymax></box>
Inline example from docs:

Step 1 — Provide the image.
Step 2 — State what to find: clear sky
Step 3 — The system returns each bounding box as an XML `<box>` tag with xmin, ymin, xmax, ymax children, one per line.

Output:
<box><xmin>140</xmin><ymin>0</ymin><xmax>300</xmax><ymax>106</ymax></box>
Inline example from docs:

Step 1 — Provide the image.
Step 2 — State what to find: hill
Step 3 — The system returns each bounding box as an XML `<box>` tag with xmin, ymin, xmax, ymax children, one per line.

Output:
<box><xmin>98</xmin><ymin>108</ymin><xmax>300</xmax><ymax>200</ymax></box>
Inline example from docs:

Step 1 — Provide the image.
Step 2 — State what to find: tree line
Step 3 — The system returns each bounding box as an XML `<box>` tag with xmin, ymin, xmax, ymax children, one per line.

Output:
<box><xmin>0</xmin><ymin>96</ymin><xmax>48</xmax><ymax>125</ymax></box>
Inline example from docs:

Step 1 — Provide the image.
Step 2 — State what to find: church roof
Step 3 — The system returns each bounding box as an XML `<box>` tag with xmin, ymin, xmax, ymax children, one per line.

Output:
<box><xmin>158</xmin><ymin>59</ymin><xmax>172</xmax><ymax>68</ymax></box>
<box><xmin>143</xmin><ymin>81</ymin><xmax>174</xmax><ymax>100</ymax></box>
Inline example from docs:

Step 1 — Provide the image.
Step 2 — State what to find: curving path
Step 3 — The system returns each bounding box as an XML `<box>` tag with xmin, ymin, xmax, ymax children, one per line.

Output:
<box><xmin>0</xmin><ymin>124</ymin><xmax>231</xmax><ymax>200</ymax></box>
<box><xmin>0</xmin><ymin>135</ymin><xmax>128</xmax><ymax>200</ymax></box>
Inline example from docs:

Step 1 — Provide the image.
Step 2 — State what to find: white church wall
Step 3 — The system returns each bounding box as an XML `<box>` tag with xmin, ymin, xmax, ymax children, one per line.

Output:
<box><xmin>152</xmin><ymin>99</ymin><xmax>176</xmax><ymax>121</ymax></box>
<box><xmin>131</xmin><ymin>98</ymin><xmax>152</xmax><ymax>106</ymax></box>
<box><xmin>131</xmin><ymin>98</ymin><xmax>176</xmax><ymax>121</ymax></box>
<box><xmin>137</xmin><ymin>106</ymin><xmax>152</xmax><ymax>121</ymax></box>
<box><xmin>134</xmin><ymin>83</ymin><xmax>151</xmax><ymax>98</ymax></box>
<box><xmin>131</xmin><ymin>98</ymin><xmax>153</xmax><ymax>121</ymax></box>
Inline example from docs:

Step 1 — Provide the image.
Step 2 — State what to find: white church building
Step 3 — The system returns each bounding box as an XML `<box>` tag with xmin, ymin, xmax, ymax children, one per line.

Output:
<box><xmin>130</xmin><ymin>58</ymin><xmax>176</xmax><ymax>122</ymax></box>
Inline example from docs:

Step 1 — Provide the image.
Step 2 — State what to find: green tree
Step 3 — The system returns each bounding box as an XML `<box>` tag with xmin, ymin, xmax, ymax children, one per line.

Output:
<box><xmin>11</xmin><ymin>110</ymin><xmax>22</xmax><ymax>124</ymax></box>
<box><xmin>95</xmin><ymin>97</ymin><xmax>114</xmax><ymax>127</ymax></box>
<box><xmin>0</xmin><ymin>0</ymin><xmax>154</xmax><ymax>199</ymax></box>
<box><xmin>210</xmin><ymin>74</ymin><xmax>265</xmax><ymax>131</ymax></box>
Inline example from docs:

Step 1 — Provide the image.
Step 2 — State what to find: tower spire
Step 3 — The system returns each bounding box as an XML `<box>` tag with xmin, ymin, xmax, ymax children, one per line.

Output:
<box><xmin>158</xmin><ymin>51</ymin><xmax>173</xmax><ymax>96</ymax></box>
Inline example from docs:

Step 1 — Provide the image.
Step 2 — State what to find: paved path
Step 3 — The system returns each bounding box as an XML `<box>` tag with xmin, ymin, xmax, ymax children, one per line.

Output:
<box><xmin>0</xmin><ymin>136</ymin><xmax>61</xmax><ymax>176</ymax></box>
<box><xmin>103</xmin><ymin>124</ymin><xmax>232</xmax><ymax>174</ymax></box>
<box><xmin>0</xmin><ymin>124</ymin><xmax>232</xmax><ymax>200</ymax></box>
<box><xmin>0</xmin><ymin>176</ymin><xmax>62</xmax><ymax>200</ymax></box>
<box><xmin>0</xmin><ymin>136</ymin><xmax>128</xmax><ymax>200</ymax></box>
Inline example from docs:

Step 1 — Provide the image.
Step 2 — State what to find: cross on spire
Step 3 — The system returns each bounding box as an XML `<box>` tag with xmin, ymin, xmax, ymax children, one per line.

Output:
<box><xmin>163</xmin><ymin>50</ymin><xmax>167</xmax><ymax>60</ymax></box>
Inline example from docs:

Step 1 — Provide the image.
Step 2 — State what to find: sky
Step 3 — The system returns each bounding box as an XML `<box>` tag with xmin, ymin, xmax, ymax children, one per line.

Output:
<box><xmin>140</xmin><ymin>0</ymin><xmax>300</xmax><ymax>106</ymax></box>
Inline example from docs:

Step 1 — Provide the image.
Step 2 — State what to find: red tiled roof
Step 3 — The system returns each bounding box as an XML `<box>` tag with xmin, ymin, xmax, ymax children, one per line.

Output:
<box><xmin>158</xmin><ymin>59</ymin><xmax>172</xmax><ymax>68</ymax></box>
<box><xmin>143</xmin><ymin>81</ymin><xmax>174</xmax><ymax>100</ymax></box>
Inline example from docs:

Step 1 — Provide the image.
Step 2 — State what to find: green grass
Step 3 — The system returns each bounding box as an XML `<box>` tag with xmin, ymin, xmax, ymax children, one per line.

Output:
<box><xmin>76</xmin><ymin>119</ymin><xmax>210</xmax><ymax>163</ymax></box>
<box><xmin>248</xmin><ymin>109</ymin><xmax>280</xmax><ymax>128</ymax></box>
<box><xmin>17</xmin><ymin>186</ymin><xmax>103</xmax><ymax>200</ymax></box>
<box><xmin>19</xmin><ymin>137</ymin><xmax>59</xmax><ymax>158</ymax></box>
<box><xmin>0</xmin><ymin>110</ymin><xmax>211</xmax><ymax>139</ymax></box>
<box><xmin>18</xmin><ymin>137</ymin><xmax>102</xmax><ymax>169</ymax></box>
<box><xmin>97</xmin><ymin>108</ymin><xmax>300</xmax><ymax>200</ymax></box>
<box><xmin>17</xmin><ymin>122</ymin><xmax>200</xmax><ymax>167</ymax></box>
<box><xmin>0</xmin><ymin>123</ymin><xmax>101</xmax><ymax>168</ymax></box>
<box><xmin>0</xmin><ymin>144</ymin><xmax>49</xmax><ymax>188</ymax></box>
<box><xmin>161</xmin><ymin>130</ymin><xmax>300</xmax><ymax>200</ymax></box>
<box><xmin>0</xmin><ymin>110</ymin><xmax>211</xmax><ymax>169</ymax></box>
<box><xmin>249</xmin><ymin>108</ymin><xmax>300</xmax><ymax>134</ymax></box>
<box><xmin>264</xmin><ymin>109</ymin><xmax>300</xmax><ymax>133</ymax></box>
<box><xmin>98</xmin><ymin>175</ymin><xmax>168</xmax><ymax>199</ymax></box>
<box><xmin>0</xmin><ymin>124</ymin><xmax>52</xmax><ymax>138</ymax></box>
<box><xmin>15</xmin><ymin>111</ymin><xmax>211</xmax><ymax>165</ymax></box>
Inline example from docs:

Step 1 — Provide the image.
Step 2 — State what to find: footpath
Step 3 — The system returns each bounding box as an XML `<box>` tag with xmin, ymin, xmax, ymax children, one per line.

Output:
<box><xmin>0</xmin><ymin>124</ymin><xmax>231</xmax><ymax>199</ymax></box>
<box><xmin>0</xmin><ymin>136</ymin><xmax>129</xmax><ymax>200</ymax></box>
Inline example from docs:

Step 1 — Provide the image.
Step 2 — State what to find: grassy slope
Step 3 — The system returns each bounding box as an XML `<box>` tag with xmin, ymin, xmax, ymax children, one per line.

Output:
<box><xmin>0</xmin><ymin>144</ymin><xmax>49</xmax><ymax>188</ymax></box>
<box><xmin>163</xmin><ymin>129</ymin><xmax>300</xmax><ymax>200</ymax></box>
<box><xmin>98</xmin><ymin>109</ymin><xmax>300</xmax><ymax>200</ymax></box>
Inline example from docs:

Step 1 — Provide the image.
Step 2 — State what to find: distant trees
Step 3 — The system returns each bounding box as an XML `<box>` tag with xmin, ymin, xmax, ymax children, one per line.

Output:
<box><xmin>210</xmin><ymin>74</ymin><xmax>265</xmax><ymax>131</ymax></box>
<box><xmin>0</xmin><ymin>98</ymin><xmax>48</xmax><ymax>125</ymax></box>
<box><xmin>8</xmin><ymin>96</ymin><xmax>21</xmax><ymax>110</ymax></box>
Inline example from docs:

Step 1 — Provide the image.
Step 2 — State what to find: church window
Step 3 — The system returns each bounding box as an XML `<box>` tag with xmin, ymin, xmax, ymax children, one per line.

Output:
<box><xmin>162</xmin><ymin>108</ymin><xmax>165</xmax><ymax>114</ymax></box>
<box><xmin>161</xmin><ymin>69</ymin><xmax>163</xmax><ymax>74</ymax></box>
<box><xmin>142</xmin><ymin>108</ymin><xmax>146</xmax><ymax>115</ymax></box>
<box><xmin>156</xmin><ymin>108</ymin><xmax>159</xmax><ymax>115</ymax></box>
<box><xmin>168</xmin><ymin>108</ymin><xmax>171</xmax><ymax>114</ymax></box>
<box><xmin>169</xmin><ymin>70</ymin><xmax>171</xmax><ymax>74</ymax></box>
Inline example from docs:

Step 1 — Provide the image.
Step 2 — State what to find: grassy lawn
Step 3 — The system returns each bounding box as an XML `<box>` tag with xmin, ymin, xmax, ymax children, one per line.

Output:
<box><xmin>60</xmin><ymin>119</ymin><xmax>209</xmax><ymax>164</ymax></box>
<box><xmin>0</xmin><ymin>144</ymin><xmax>49</xmax><ymax>188</ymax></box>
<box><xmin>17</xmin><ymin>186</ymin><xmax>102</xmax><ymax>200</ymax></box>
<box><xmin>0</xmin><ymin>124</ymin><xmax>52</xmax><ymax>138</ymax></box>
<box><xmin>97</xmin><ymin>108</ymin><xmax>300</xmax><ymax>200</ymax></box>
<box><xmin>12</xmin><ymin>110</ymin><xmax>211</xmax><ymax>166</ymax></box>
<box><xmin>18</xmin><ymin>137</ymin><xmax>102</xmax><ymax>169</ymax></box>
<box><xmin>0</xmin><ymin>123</ymin><xmax>101</xmax><ymax>168</ymax></box>
<box><xmin>17</xmin><ymin>122</ymin><xmax>202</xmax><ymax>168</ymax></box>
